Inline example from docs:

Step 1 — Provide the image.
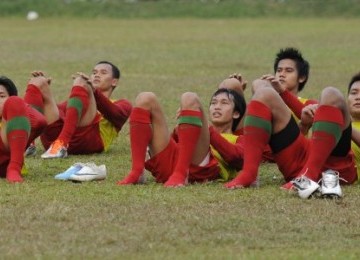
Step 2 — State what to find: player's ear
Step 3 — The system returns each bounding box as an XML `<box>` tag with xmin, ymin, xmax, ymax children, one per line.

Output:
<box><xmin>233</xmin><ymin>111</ymin><xmax>240</xmax><ymax>119</ymax></box>
<box><xmin>111</xmin><ymin>78</ymin><xmax>119</xmax><ymax>89</ymax></box>
<box><xmin>298</xmin><ymin>75</ymin><xmax>306</xmax><ymax>84</ymax></box>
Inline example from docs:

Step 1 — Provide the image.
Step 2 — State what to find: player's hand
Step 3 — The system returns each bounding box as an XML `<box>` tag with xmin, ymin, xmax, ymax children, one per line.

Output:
<box><xmin>228</xmin><ymin>73</ymin><xmax>247</xmax><ymax>91</ymax></box>
<box><xmin>300</xmin><ymin>104</ymin><xmax>318</xmax><ymax>127</ymax></box>
<box><xmin>72</xmin><ymin>72</ymin><xmax>93</xmax><ymax>90</ymax></box>
<box><xmin>29</xmin><ymin>71</ymin><xmax>52</xmax><ymax>87</ymax></box>
<box><xmin>261</xmin><ymin>74</ymin><xmax>285</xmax><ymax>93</ymax></box>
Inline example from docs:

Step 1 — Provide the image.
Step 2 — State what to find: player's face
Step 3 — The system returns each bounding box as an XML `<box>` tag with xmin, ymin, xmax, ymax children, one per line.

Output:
<box><xmin>275</xmin><ymin>59</ymin><xmax>304</xmax><ymax>94</ymax></box>
<box><xmin>90</xmin><ymin>63</ymin><xmax>118</xmax><ymax>92</ymax></box>
<box><xmin>0</xmin><ymin>85</ymin><xmax>10</xmax><ymax>117</ymax></box>
<box><xmin>348</xmin><ymin>81</ymin><xmax>360</xmax><ymax>120</ymax></box>
<box><xmin>209</xmin><ymin>92</ymin><xmax>237</xmax><ymax>126</ymax></box>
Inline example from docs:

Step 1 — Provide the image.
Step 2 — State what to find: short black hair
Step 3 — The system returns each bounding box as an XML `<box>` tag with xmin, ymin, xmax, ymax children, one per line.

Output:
<box><xmin>274</xmin><ymin>47</ymin><xmax>310</xmax><ymax>92</ymax></box>
<box><xmin>210</xmin><ymin>88</ymin><xmax>246</xmax><ymax>132</ymax></box>
<box><xmin>348</xmin><ymin>72</ymin><xmax>360</xmax><ymax>94</ymax></box>
<box><xmin>0</xmin><ymin>76</ymin><xmax>18</xmax><ymax>96</ymax></box>
<box><xmin>96</xmin><ymin>61</ymin><xmax>120</xmax><ymax>79</ymax></box>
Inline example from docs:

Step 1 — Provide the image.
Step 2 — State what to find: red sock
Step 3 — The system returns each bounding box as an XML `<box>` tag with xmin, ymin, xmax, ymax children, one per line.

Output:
<box><xmin>117</xmin><ymin>108</ymin><xmax>152</xmax><ymax>185</ymax></box>
<box><xmin>302</xmin><ymin>105</ymin><xmax>344</xmax><ymax>181</ymax></box>
<box><xmin>23</xmin><ymin>84</ymin><xmax>44</xmax><ymax>113</ymax></box>
<box><xmin>164</xmin><ymin>110</ymin><xmax>203</xmax><ymax>187</ymax></box>
<box><xmin>3</xmin><ymin>97</ymin><xmax>30</xmax><ymax>183</ymax></box>
<box><xmin>225</xmin><ymin>100</ymin><xmax>272</xmax><ymax>188</ymax></box>
<box><xmin>57</xmin><ymin>86</ymin><xmax>89</xmax><ymax>145</ymax></box>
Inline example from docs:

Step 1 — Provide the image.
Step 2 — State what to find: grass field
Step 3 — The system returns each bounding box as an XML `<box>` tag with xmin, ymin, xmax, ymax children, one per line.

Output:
<box><xmin>1</xmin><ymin>17</ymin><xmax>360</xmax><ymax>259</ymax></box>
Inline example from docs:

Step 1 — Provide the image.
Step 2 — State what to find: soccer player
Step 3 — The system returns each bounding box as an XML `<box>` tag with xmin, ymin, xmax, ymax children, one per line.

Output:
<box><xmin>24</xmin><ymin>61</ymin><xmax>132</xmax><ymax>158</ymax></box>
<box><xmin>0</xmin><ymin>76</ymin><xmax>47</xmax><ymax>182</ymax></box>
<box><xmin>117</xmin><ymin>86</ymin><xmax>246</xmax><ymax>187</ymax></box>
<box><xmin>347</xmin><ymin>72</ymin><xmax>360</xmax><ymax>178</ymax></box>
<box><xmin>261</xmin><ymin>47</ymin><xmax>318</xmax><ymax>120</ymax></box>
<box><xmin>225</xmin><ymin>78</ymin><xmax>357</xmax><ymax>198</ymax></box>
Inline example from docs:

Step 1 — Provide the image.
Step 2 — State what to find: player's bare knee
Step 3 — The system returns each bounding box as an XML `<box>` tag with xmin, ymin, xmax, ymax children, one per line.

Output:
<box><xmin>180</xmin><ymin>92</ymin><xmax>200</xmax><ymax>110</ymax></box>
<box><xmin>253</xmin><ymin>85</ymin><xmax>278</xmax><ymax>102</ymax></box>
<box><xmin>135</xmin><ymin>92</ymin><xmax>158</xmax><ymax>108</ymax></box>
<box><xmin>320</xmin><ymin>86</ymin><xmax>345</xmax><ymax>106</ymax></box>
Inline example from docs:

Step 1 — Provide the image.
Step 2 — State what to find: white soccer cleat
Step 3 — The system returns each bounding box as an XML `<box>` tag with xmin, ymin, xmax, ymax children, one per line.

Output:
<box><xmin>69</xmin><ymin>164</ymin><xmax>107</xmax><ymax>182</ymax></box>
<box><xmin>292</xmin><ymin>175</ymin><xmax>320</xmax><ymax>199</ymax></box>
<box><xmin>320</xmin><ymin>169</ymin><xmax>342</xmax><ymax>198</ymax></box>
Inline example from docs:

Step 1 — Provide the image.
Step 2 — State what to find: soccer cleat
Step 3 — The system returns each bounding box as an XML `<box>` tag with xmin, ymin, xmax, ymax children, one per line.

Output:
<box><xmin>41</xmin><ymin>139</ymin><xmax>68</xmax><ymax>159</ymax></box>
<box><xmin>320</xmin><ymin>169</ymin><xmax>343</xmax><ymax>198</ymax></box>
<box><xmin>292</xmin><ymin>175</ymin><xmax>320</xmax><ymax>199</ymax></box>
<box><xmin>69</xmin><ymin>164</ymin><xmax>107</xmax><ymax>182</ymax></box>
<box><xmin>54</xmin><ymin>162</ymin><xmax>86</xmax><ymax>180</ymax></box>
<box><xmin>25</xmin><ymin>142</ymin><xmax>37</xmax><ymax>157</ymax></box>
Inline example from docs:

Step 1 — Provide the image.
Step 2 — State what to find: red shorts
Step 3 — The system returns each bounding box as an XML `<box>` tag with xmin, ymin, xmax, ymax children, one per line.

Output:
<box><xmin>274</xmin><ymin>134</ymin><xmax>357</xmax><ymax>184</ymax></box>
<box><xmin>145</xmin><ymin>138</ymin><xmax>220</xmax><ymax>183</ymax></box>
<box><xmin>41</xmin><ymin>105</ymin><xmax>104</xmax><ymax>154</ymax></box>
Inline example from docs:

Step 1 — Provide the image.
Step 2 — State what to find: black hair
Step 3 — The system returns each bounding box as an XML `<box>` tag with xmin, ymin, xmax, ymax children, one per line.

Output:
<box><xmin>348</xmin><ymin>72</ymin><xmax>360</xmax><ymax>94</ymax></box>
<box><xmin>96</xmin><ymin>61</ymin><xmax>121</xmax><ymax>79</ymax></box>
<box><xmin>210</xmin><ymin>88</ymin><xmax>246</xmax><ymax>132</ymax></box>
<box><xmin>0</xmin><ymin>76</ymin><xmax>18</xmax><ymax>96</ymax></box>
<box><xmin>274</xmin><ymin>47</ymin><xmax>310</xmax><ymax>92</ymax></box>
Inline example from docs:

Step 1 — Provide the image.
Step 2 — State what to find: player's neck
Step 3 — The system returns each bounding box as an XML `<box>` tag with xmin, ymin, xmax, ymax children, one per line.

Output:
<box><xmin>100</xmin><ymin>88</ymin><xmax>113</xmax><ymax>98</ymax></box>
<box><xmin>212</xmin><ymin>123</ymin><xmax>232</xmax><ymax>134</ymax></box>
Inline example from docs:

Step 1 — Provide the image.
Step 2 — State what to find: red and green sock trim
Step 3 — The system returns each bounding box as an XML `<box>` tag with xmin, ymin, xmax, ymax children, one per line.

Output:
<box><xmin>177</xmin><ymin>110</ymin><xmax>202</xmax><ymax>127</ymax></box>
<box><xmin>244</xmin><ymin>100</ymin><xmax>272</xmax><ymax>135</ymax></box>
<box><xmin>6</xmin><ymin>116</ymin><xmax>31</xmax><ymax>135</ymax></box>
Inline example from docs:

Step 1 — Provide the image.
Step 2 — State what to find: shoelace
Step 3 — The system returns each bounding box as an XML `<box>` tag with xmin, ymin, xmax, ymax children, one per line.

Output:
<box><xmin>321</xmin><ymin>171</ymin><xmax>347</xmax><ymax>187</ymax></box>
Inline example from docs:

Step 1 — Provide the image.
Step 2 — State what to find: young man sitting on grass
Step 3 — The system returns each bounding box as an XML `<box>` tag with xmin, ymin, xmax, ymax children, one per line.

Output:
<box><xmin>346</xmin><ymin>71</ymin><xmax>360</xmax><ymax>179</ymax></box>
<box><xmin>225</xmin><ymin>77</ymin><xmax>357</xmax><ymax>198</ymax></box>
<box><xmin>24</xmin><ymin>61</ymin><xmax>132</xmax><ymax>161</ymax></box>
<box><xmin>117</xmin><ymin>80</ymin><xmax>247</xmax><ymax>187</ymax></box>
<box><xmin>0</xmin><ymin>76</ymin><xmax>47</xmax><ymax>182</ymax></box>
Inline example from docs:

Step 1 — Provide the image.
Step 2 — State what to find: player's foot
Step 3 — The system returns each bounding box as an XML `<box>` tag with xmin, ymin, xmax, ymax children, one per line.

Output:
<box><xmin>41</xmin><ymin>139</ymin><xmax>68</xmax><ymax>159</ymax></box>
<box><xmin>117</xmin><ymin>171</ymin><xmax>146</xmax><ymax>185</ymax></box>
<box><xmin>6</xmin><ymin>170</ymin><xmax>24</xmax><ymax>183</ymax></box>
<box><xmin>164</xmin><ymin>172</ymin><xmax>188</xmax><ymax>187</ymax></box>
<box><xmin>292</xmin><ymin>175</ymin><xmax>320</xmax><ymax>199</ymax></box>
<box><xmin>320</xmin><ymin>169</ymin><xmax>343</xmax><ymax>198</ymax></box>
<box><xmin>224</xmin><ymin>171</ymin><xmax>256</xmax><ymax>189</ymax></box>
<box><xmin>280</xmin><ymin>181</ymin><xmax>295</xmax><ymax>191</ymax></box>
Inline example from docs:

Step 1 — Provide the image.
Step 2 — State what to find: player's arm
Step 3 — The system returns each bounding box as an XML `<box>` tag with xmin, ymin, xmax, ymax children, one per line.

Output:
<box><xmin>280</xmin><ymin>90</ymin><xmax>318</xmax><ymax>119</ymax></box>
<box><xmin>93</xmin><ymin>88</ymin><xmax>132</xmax><ymax>130</ymax></box>
<box><xmin>209</xmin><ymin>126</ymin><xmax>244</xmax><ymax>168</ymax></box>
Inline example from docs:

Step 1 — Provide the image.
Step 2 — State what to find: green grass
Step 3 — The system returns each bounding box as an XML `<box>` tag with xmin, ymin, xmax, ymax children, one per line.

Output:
<box><xmin>1</xmin><ymin>17</ymin><xmax>360</xmax><ymax>258</ymax></box>
<box><xmin>1</xmin><ymin>0</ymin><xmax>360</xmax><ymax>18</ymax></box>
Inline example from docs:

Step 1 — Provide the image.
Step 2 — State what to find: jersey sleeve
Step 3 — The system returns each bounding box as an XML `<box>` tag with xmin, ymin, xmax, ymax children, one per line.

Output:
<box><xmin>209</xmin><ymin>126</ymin><xmax>244</xmax><ymax>169</ymax></box>
<box><xmin>93</xmin><ymin>88</ymin><xmax>132</xmax><ymax>131</ymax></box>
<box><xmin>279</xmin><ymin>90</ymin><xmax>318</xmax><ymax>119</ymax></box>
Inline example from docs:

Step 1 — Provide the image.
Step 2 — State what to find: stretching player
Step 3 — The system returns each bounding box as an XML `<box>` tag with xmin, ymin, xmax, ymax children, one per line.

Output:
<box><xmin>347</xmin><ymin>72</ymin><xmax>360</xmax><ymax>178</ymax></box>
<box><xmin>24</xmin><ymin>61</ymin><xmax>132</xmax><ymax>158</ymax></box>
<box><xmin>225</xmin><ymin>78</ymin><xmax>357</xmax><ymax>198</ymax></box>
<box><xmin>0</xmin><ymin>76</ymin><xmax>47</xmax><ymax>182</ymax></box>
<box><xmin>117</xmin><ymin>86</ymin><xmax>246</xmax><ymax>187</ymax></box>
